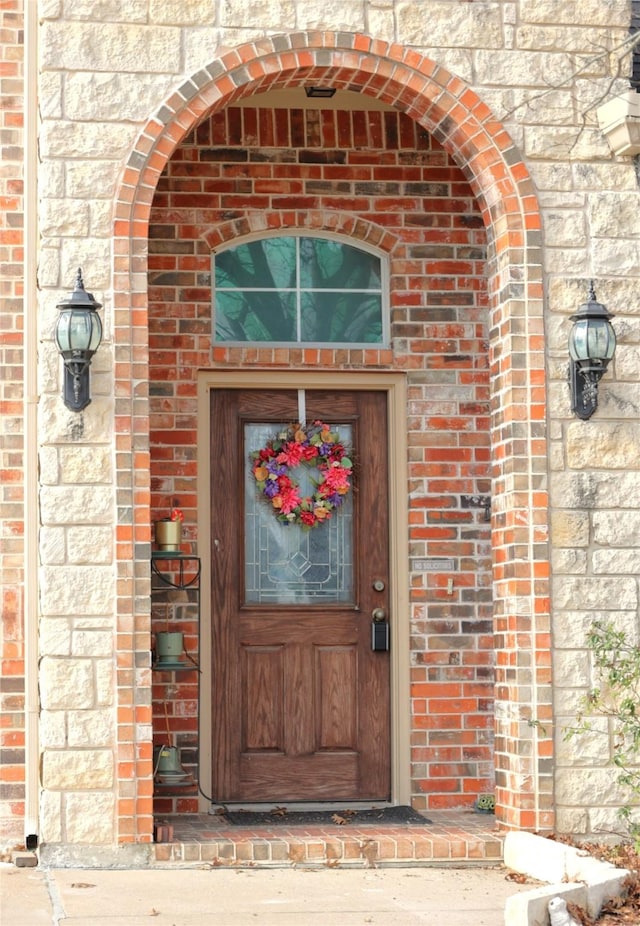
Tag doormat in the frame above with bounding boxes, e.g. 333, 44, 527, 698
221, 806, 431, 826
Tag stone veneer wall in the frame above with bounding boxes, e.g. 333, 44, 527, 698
0, 1, 637, 857
148, 106, 492, 815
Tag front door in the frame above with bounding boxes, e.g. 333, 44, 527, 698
211, 389, 390, 802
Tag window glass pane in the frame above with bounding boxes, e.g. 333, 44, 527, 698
215, 290, 296, 341
300, 292, 383, 343
215, 238, 296, 290
299, 237, 381, 290
244, 422, 354, 605
214, 235, 384, 345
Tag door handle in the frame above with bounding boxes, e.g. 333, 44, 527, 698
371, 609, 389, 651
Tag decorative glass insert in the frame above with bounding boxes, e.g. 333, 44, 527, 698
214, 236, 385, 345
244, 423, 354, 605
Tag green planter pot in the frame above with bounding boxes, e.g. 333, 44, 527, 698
154, 745, 189, 783
155, 631, 185, 669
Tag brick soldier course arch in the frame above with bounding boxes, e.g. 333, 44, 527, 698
112, 32, 550, 844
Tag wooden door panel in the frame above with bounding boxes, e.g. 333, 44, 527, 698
211, 388, 390, 802
241, 646, 284, 751
316, 646, 358, 749
239, 754, 359, 801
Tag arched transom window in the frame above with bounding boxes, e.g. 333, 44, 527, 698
213, 235, 387, 346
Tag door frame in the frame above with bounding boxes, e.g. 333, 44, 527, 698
196, 370, 409, 809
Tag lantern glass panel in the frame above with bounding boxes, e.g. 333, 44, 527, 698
569, 319, 589, 361
56, 310, 102, 354
569, 318, 616, 363
589, 319, 616, 360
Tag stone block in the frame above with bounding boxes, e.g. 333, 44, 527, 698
65, 792, 115, 844
42, 749, 114, 789
39, 527, 66, 566
40, 710, 67, 748
398, 1, 502, 48
593, 239, 640, 276
589, 191, 640, 238
37, 248, 62, 287
526, 124, 609, 161
555, 767, 628, 806
67, 709, 114, 747
552, 575, 637, 611
65, 160, 123, 199
616, 345, 640, 380
39, 392, 113, 444
95, 660, 115, 707
593, 548, 640, 574
59, 445, 112, 484
150, 0, 223, 24
593, 511, 640, 547
40, 198, 90, 238
553, 609, 638, 649
477, 48, 567, 86
550, 510, 589, 547
551, 649, 590, 688
519, 0, 629, 26
550, 470, 640, 510
67, 527, 113, 565
39, 70, 63, 120
72, 630, 112, 658
65, 72, 176, 123
40, 120, 136, 161
554, 718, 610, 764
542, 210, 586, 248
39, 619, 72, 657
567, 421, 640, 470
40, 657, 94, 710
550, 548, 587, 574
40, 565, 114, 617
40, 21, 181, 73
63, 0, 147, 22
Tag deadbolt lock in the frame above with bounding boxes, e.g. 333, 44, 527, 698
372, 579, 385, 592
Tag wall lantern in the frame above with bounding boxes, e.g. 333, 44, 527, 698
54, 268, 103, 412
568, 281, 616, 420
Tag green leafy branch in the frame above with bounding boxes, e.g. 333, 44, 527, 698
565, 619, 640, 846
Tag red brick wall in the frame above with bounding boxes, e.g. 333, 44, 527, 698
0, 0, 25, 845
148, 105, 492, 813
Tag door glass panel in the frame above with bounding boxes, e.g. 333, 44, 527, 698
244, 422, 354, 605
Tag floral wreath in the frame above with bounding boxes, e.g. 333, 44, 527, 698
250, 421, 353, 529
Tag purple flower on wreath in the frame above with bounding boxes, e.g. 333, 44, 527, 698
263, 481, 280, 498
266, 460, 286, 476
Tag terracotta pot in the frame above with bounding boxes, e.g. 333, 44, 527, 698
155, 518, 182, 551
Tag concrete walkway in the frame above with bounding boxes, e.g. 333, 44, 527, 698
3, 863, 531, 925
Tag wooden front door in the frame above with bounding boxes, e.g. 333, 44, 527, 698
211, 389, 391, 802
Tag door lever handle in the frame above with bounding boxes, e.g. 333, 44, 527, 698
371, 607, 386, 622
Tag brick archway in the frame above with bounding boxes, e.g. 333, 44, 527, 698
113, 32, 550, 844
